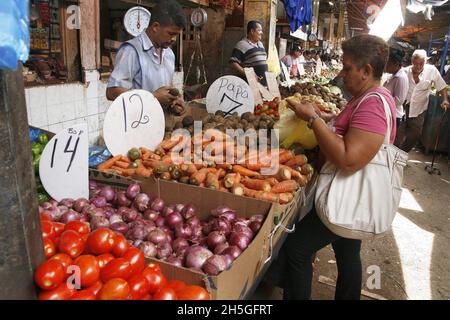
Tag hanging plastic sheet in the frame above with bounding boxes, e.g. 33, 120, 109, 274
0, 0, 30, 70
283, 0, 313, 33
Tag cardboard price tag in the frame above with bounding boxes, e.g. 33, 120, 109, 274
206, 76, 255, 116
103, 90, 165, 156
39, 124, 89, 202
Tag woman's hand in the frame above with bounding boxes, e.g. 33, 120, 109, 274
286, 98, 317, 122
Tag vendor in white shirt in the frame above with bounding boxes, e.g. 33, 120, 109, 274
400, 49, 449, 153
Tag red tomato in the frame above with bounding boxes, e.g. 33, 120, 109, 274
140, 294, 152, 300
111, 234, 129, 258
97, 253, 115, 269
176, 286, 209, 300
128, 274, 150, 300
97, 278, 130, 300
70, 290, 97, 300
58, 230, 85, 258
145, 262, 162, 274
74, 255, 100, 288
40, 211, 52, 221
64, 221, 90, 236
52, 236, 61, 248
141, 268, 167, 295
100, 258, 132, 282
85, 280, 103, 296
87, 228, 115, 255
41, 220, 55, 240
52, 222, 65, 237
38, 282, 76, 300
34, 260, 65, 291
153, 287, 177, 300
167, 280, 187, 291
43, 237, 56, 259
49, 253, 73, 275
122, 247, 144, 276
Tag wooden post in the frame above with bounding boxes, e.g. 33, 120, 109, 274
0, 67, 44, 299
79, 0, 101, 71
244, 0, 277, 51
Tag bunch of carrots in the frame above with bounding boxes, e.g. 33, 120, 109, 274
97, 135, 314, 205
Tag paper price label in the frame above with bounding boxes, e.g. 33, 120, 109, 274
103, 90, 165, 156
39, 124, 89, 202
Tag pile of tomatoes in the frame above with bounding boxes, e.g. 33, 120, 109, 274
254, 98, 280, 119
36, 216, 209, 300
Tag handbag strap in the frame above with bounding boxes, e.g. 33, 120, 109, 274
350, 92, 393, 145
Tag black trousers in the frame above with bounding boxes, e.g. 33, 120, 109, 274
283, 208, 362, 300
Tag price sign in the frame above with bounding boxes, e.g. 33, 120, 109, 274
206, 76, 254, 116
39, 124, 89, 202
103, 90, 165, 156
265, 72, 281, 98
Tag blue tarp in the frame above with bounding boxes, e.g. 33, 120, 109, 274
283, 0, 313, 33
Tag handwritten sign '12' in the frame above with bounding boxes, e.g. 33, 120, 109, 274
206, 76, 255, 117
39, 124, 89, 202
103, 90, 165, 156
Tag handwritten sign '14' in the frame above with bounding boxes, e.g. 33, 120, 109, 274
39, 124, 89, 202
103, 90, 165, 156
206, 76, 255, 116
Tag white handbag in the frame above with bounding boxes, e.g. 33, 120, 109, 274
315, 92, 408, 240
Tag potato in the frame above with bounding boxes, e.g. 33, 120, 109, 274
182, 116, 194, 127
174, 121, 184, 130
215, 110, 225, 117
240, 119, 248, 126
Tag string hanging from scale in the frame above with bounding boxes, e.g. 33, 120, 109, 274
184, 26, 208, 87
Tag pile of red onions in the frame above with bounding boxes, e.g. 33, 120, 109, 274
39, 182, 266, 276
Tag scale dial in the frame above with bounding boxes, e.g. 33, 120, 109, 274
191, 8, 208, 27
124, 6, 151, 37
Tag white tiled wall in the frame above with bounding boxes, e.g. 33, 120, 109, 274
25, 71, 112, 146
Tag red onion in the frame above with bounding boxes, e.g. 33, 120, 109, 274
250, 214, 265, 223
127, 226, 146, 241
202, 221, 214, 236
115, 192, 131, 207
126, 183, 141, 200
223, 254, 234, 270
143, 210, 159, 222
46, 207, 62, 221
235, 216, 249, 225
176, 246, 189, 260
249, 220, 262, 233
155, 216, 166, 228
142, 221, 156, 237
49, 199, 59, 207
134, 193, 150, 212
82, 204, 96, 217
138, 241, 157, 258
211, 206, 236, 217
186, 216, 201, 229
175, 204, 185, 213
229, 232, 251, 251
91, 196, 107, 208
212, 217, 232, 236
219, 212, 236, 223
41, 202, 54, 210
133, 239, 143, 248
223, 246, 242, 261
99, 186, 115, 202
165, 230, 174, 243
181, 204, 197, 220
89, 180, 98, 191
213, 242, 229, 255
165, 255, 183, 267
150, 198, 165, 212
79, 214, 89, 223
203, 255, 227, 276
232, 224, 254, 240
172, 238, 189, 252
191, 225, 203, 241
175, 223, 193, 239
110, 222, 129, 235
57, 205, 69, 216
109, 214, 123, 225
123, 208, 139, 223
128, 220, 145, 229
147, 228, 168, 245
207, 231, 226, 250
116, 206, 129, 217
156, 242, 173, 259
161, 206, 175, 218
102, 206, 115, 219
90, 216, 110, 230
73, 198, 89, 213
166, 212, 183, 229
90, 207, 106, 219
59, 198, 74, 209
60, 210, 80, 224
186, 246, 213, 270
198, 238, 209, 249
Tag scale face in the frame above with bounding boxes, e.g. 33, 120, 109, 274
191, 8, 208, 27
124, 6, 151, 37
308, 33, 318, 42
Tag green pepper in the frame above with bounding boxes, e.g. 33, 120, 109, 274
33, 155, 41, 172
262, 104, 270, 112
128, 148, 141, 161
128, 162, 138, 169
37, 193, 49, 205
38, 134, 49, 145
31, 142, 42, 158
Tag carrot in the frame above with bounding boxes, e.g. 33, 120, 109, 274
297, 174, 308, 187
120, 168, 137, 177
190, 168, 209, 186
233, 165, 260, 178
244, 188, 279, 202
231, 183, 245, 196
120, 156, 132, 163
271, 180, 299, 194
143, 159, 162, 169
216, 163, 233, 171
135, 159, 144, 168
278, 150, 295, 164
180, 164, 198, 176
280, 165, 302, 181
160, 137, 183, 151
109, 166, 125, 175
195, 164, 205, 170
223, 173, 240, 188
154, 146, 166, 156
114, 161, 131, 169
241, 178, 272, 192
97, 155, 122, 171
136, 167, 152, 178
274, 166, 292, 181
285, 154, 308, 167
161, 155, 173, 166
279, 193, 294, 205
206, 172, 220, 190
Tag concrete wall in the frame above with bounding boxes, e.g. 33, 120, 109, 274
25, 70, 111, 146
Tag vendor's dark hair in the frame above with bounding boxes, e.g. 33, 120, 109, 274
150, 0, 187, 28
247, 21, 262, 34
342, 34, 388, 79
388, 48, 405, 66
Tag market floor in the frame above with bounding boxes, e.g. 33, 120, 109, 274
251, 150, 450, 300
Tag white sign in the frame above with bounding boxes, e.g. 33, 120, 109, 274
206, 76, 254, 116
39, 124, 89, 202
103, 90, 165, 156
266, 72, 281, 98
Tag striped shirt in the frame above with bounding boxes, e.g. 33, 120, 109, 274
229, 38, 268, 82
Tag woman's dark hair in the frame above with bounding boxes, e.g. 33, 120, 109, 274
247, 21, 262, 34
150, 0, 187, 28
341, 34, 389, 79
388, 48, 405, 66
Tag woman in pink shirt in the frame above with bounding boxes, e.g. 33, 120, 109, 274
281, 35, 396, 300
